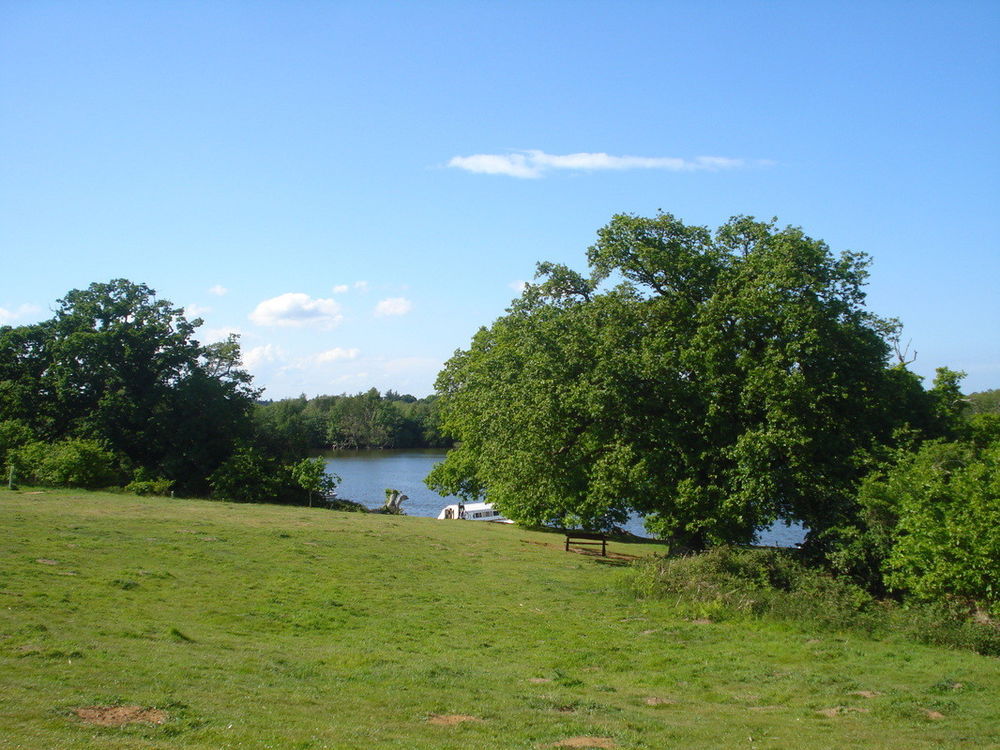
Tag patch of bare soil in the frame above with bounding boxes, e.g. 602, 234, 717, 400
849, 690, 882, 698
548, 737, 617, 748
74, 706, 168, 727
36, 559, 59, 565
644, 696, 676, 706
690, 618, 712, 625
528, 677, 552, 684
427, 714, 483, 726
923, 709, 945, 720
816, 706, 870, 718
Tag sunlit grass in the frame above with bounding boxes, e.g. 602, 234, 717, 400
1, 487, 997, 748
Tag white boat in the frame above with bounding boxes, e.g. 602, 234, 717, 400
437, 501, 512, 523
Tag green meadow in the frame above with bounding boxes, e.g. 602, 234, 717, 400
2, 489, 997, 749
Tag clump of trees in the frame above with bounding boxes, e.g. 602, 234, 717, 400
253, 389, 448, 457
0, 279, 333, 506
427, 212, 997, 617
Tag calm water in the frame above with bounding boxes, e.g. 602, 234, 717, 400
322, 448, 806, 547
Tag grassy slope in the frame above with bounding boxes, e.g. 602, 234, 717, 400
1, 489, 997, 749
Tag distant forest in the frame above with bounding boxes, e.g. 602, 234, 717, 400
254, 389, 450, 460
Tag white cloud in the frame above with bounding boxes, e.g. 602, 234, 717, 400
0, 303, 42, 324
243, 343, 286, 370
199, 326, 242, 343
332, 284, 350, 294
354, 280, 369, 292
249, 293, 344, 328
315, 347, 360, 363
184, 303, 212, 318
208, 284, 228, 296
448, 149, 760, 178
509, 280, 528, 293
374, 297, 413, 317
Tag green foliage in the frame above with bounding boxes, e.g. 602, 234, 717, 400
323, 497, 368, 512
0, 418, 33, 469
0, 280, 258, 494
254, 391, 449, 453
289, 457, 339, 506
11, 438, 123, 489
627, 546, 877, 631
829, 426, 1000, 616
627, 546, 1000, 654
124, 469, 175, 496
966, 387, 1000, 415
208, 445, 284, 503
429, 212, 947, 548
882, 441, 1000, 615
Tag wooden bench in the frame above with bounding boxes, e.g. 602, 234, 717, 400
564, 531, 607, 556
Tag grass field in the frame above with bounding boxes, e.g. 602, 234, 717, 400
2, 488, 997, 749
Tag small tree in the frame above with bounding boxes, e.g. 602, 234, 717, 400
290, 457, 339, 507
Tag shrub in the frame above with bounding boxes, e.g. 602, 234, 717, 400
625, 545, 1000, 655
626, 546, 877, 631
125, 477, 175, 496
884, 441, 1000, 617
208, 446, 283, 503
11, 439, 123, 489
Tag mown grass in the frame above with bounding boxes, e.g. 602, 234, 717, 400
1, 487, 998, 749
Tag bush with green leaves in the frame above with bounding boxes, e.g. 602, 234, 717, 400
626, 546, 877, 631
208, 445, 284, 503
11, 438, 123, 489
626, 545, 1000, 654
875, 439, 1000, 616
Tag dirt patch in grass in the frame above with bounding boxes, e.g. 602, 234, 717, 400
923, 709, 945, 720
36, 559, 59, 565
427, 714, 482, 726
74, 705, 168, 727
644, 696, 676, 706
849, 690, 882, 698
528, 677, 552, 684
816, 706, 870, 718
548, 737, 617, 748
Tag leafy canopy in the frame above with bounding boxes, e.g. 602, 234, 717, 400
428, 212, 946, 546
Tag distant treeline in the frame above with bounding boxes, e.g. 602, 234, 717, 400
254, 389, 450, 460
967, 388, 1000, 415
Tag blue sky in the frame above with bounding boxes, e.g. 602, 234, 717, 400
3, 1, 998, 398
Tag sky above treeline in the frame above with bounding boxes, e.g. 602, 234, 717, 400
3, 1, 998, 398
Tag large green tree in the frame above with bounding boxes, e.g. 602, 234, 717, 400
427, 213, 949, 548
0, 279, 258, 492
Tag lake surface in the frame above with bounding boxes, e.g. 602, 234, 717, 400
322, 449, 805, 547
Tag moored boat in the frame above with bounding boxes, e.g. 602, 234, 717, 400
437, 501, 512, 522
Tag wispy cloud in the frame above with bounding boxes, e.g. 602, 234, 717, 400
199, 326, 242, 343
374, 297, 412, 317
208, 284, 228, 296
184, 303, 212, 318
448, 149, 764, 178
332, 284, 350, 294
249, 293, 343, 328
509, 280, 528, 293
0, 303, 42, 324
315, 347, 360, 363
